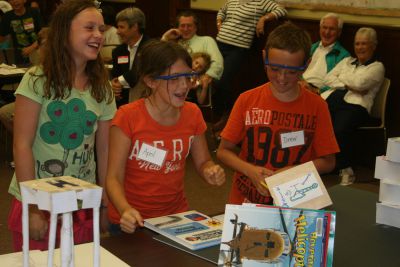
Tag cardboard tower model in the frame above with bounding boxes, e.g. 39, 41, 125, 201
20, 176, 102, 267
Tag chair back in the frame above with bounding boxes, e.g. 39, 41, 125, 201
370, 78, 390, 128
100, 45, 117, 63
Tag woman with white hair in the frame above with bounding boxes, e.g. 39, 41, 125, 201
321, 27, 385, 186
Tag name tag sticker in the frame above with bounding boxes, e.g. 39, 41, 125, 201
137, 143, 167, 167
280, 130, 305, 148
117, 56, 129, 64
24, 22, 34, 31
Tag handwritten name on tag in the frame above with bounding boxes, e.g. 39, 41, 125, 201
117, 56, 129, 64
137, 143, 167, 167
280, 130, 305, 148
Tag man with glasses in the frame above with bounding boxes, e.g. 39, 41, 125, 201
303, 13, 350, 93
216, 23, 339, 205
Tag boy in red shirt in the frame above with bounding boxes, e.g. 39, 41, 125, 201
217, 23, 339, 205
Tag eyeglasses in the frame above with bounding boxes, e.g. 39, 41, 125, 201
265, 58, 307, 76
155, 72, 199, 87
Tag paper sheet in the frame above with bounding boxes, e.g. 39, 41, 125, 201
0, 63, 26, 75
0, 243, 130, 267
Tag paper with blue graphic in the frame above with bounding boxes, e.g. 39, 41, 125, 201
266, 161, 332, 210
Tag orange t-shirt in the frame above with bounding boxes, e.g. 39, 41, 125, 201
221, 82, 339, 205
108, 99, 207, 222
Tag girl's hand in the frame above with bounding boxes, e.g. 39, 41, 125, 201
247, 166, 274, 196
203, 164, 226, 186
29, 206, 48, 241
119, 207, 143, 233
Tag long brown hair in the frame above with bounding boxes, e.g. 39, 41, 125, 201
38, 0, 113, 103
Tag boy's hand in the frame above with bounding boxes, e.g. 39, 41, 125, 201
248, 166, 274, 196
203, 164, 226, 186
29, 206, 48, 241
22, 43, 37, 57
120, 207, 143, 234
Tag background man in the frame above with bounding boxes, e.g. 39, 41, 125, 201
111, 7, 149, 106
162, 10, 223, 93
0, 0, 43, 65
303, 13, 350, 92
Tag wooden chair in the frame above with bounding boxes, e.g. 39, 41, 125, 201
352, 78, 390, 167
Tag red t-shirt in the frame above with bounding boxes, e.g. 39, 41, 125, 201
221, 83, 339, 205
108, 99, 207, 222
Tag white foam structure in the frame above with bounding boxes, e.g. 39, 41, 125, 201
375, 137, 400, 228
20, 176, 102, 267
386, 137, 400, 163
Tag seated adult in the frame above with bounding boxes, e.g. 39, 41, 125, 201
321, 27, 385, 186
161, 10, 223, 92
303, 13, 350, 92
111, 7, 150, 107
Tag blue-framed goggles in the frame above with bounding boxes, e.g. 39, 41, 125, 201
265, 58, 307, 71
155, 72, 199, 81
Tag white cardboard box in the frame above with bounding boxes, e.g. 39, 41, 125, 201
376, 202, 400, 228
379, 179, 400, 205
374, 156, 400, 182
386, 137, 400, 163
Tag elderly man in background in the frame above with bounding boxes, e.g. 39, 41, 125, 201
321, 27, 385, 186
303, 13, 350, 92
111, 7, 150, 106
162, 10, 223, 92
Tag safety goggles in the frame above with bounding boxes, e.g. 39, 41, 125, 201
265, 58, 307, 74
155, 72, 199, 86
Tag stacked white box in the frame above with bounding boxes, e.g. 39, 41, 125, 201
375, 137, 400, 228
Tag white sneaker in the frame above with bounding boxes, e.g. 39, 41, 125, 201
339, 167, 355, 186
